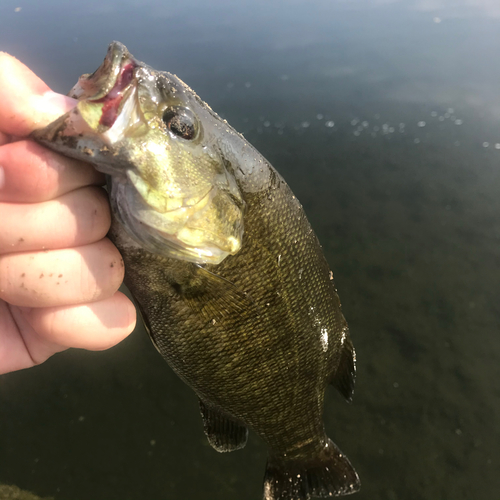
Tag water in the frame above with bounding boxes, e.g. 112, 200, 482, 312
1, 1, 500, 499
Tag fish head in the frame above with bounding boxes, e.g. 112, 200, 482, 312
33, 41, 245, 264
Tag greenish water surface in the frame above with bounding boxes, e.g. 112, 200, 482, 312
1, 1, 499, 499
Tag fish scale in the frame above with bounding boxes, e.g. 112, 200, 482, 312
32, 41, 360, 499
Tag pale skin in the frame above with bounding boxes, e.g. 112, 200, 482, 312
0, 52, 137, 375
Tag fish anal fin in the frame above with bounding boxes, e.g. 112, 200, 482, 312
199, 400, 248, 452
264, 439, 360, 499
330, 334, 356, 403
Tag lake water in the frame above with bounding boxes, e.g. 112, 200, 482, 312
1, 1, 499, 499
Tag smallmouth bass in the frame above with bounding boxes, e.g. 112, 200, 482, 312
33, 41, 360, 500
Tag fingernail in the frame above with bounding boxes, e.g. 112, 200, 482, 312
39, 91, 77, 113
0, 166, 5, 189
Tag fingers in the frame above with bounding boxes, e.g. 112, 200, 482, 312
0, 52, 76, 136
22, 291, 137, 350
0, 239, 124, 308
0, 186, 110, 253
0, 292, 136, 373
0, 140, 105, 203
0, 300, 65, 374
0, 52, 138, 375
0, 54, 105, 204
0, 131, 11, 146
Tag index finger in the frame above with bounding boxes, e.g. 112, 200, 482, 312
0, 139, 104, 203
0, 52, 76, 136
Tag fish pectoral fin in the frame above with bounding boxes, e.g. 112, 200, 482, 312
330, 335, 356, 403
185, 265, 255, 321
199, 399, 248, 452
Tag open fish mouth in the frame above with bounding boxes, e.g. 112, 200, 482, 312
69, 41, 133, 104
68, 42, 141, 138
91, 61, 137, 128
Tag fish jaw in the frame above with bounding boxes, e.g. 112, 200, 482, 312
30, 42, 145, 175
67, 41, 147, 149
68, 40, 137, 116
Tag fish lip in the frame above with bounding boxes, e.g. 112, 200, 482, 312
69, 41, 128, 101
69, 41, 141, 131
90, 44, 139, 129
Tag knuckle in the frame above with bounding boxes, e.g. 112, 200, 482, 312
85, 239, 124, 301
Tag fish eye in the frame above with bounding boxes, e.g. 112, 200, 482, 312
162, 107, 198, 140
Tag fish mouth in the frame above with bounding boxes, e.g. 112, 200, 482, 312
91, 61, 136, 128
69, 41, 141, 135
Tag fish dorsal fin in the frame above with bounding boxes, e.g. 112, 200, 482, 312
330, 334, 356, 403
183, 265, 255, 322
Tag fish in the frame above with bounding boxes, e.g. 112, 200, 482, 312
32, 41, 360, 499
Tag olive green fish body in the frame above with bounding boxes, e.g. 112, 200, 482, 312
33, 41, 360, 499
116, 174, 341, 449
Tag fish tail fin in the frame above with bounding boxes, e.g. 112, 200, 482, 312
263, 439, 360, 499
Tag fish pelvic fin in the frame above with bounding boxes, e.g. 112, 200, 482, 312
263, 439, 360, 500
199, 400, 248, 452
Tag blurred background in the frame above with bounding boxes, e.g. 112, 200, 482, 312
1, 1, 499, 499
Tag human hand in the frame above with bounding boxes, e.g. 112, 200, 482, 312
0, 52, 136, 374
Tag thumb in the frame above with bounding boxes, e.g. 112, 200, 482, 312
0, 52, 76, 137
